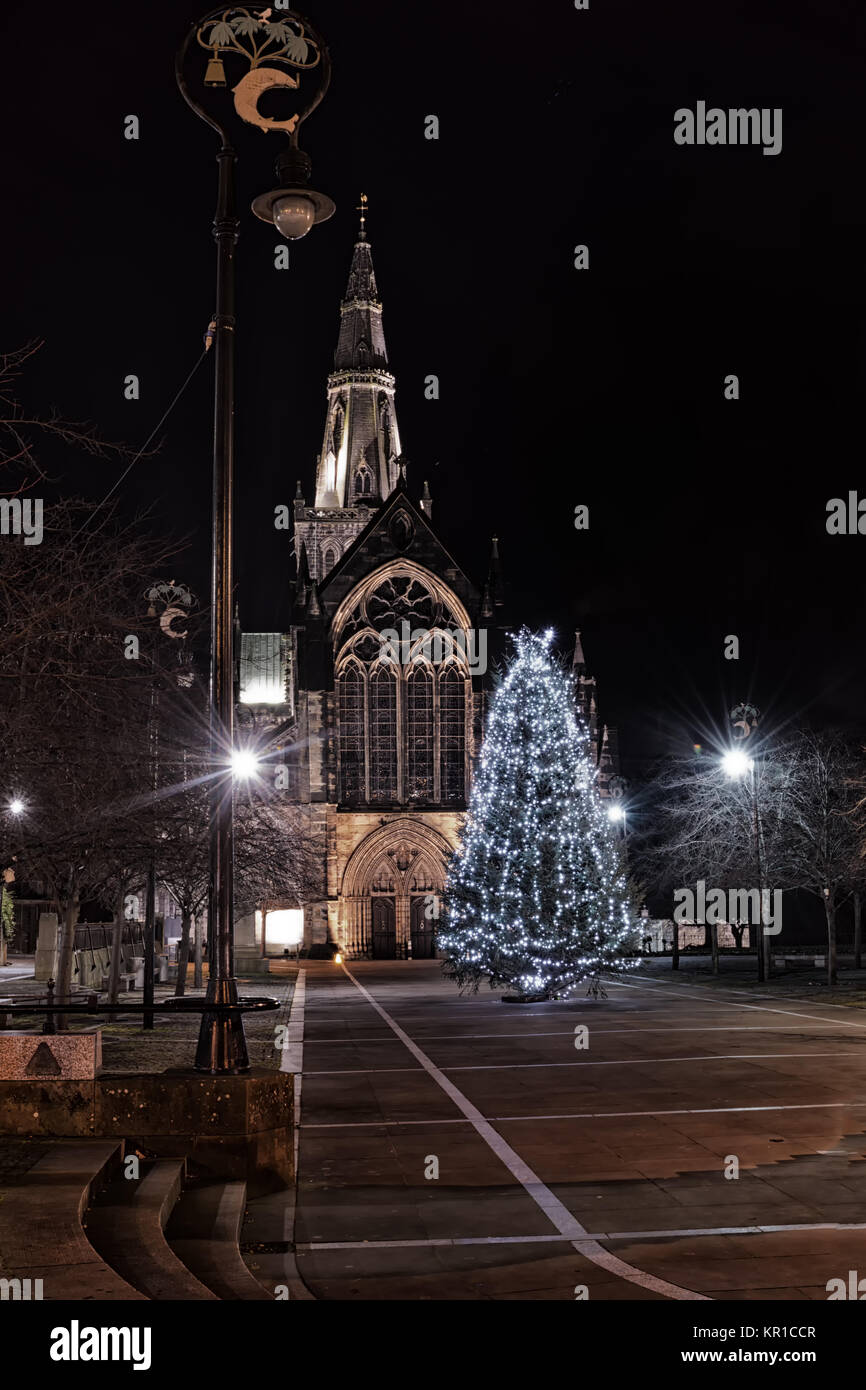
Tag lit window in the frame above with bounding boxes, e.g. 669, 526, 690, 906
338, 663, 365, 804
440, 663, 466, 802
369, 664, 398, 800
407, 664, 433, 798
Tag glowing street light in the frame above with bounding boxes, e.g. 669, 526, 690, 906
231, 749, 259, 780
722, 724, 769, 983
722, 749, 753, 779
608, 804, 625, 823
8, 799, 25, 816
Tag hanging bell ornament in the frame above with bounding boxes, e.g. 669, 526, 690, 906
204, 52, 226, 87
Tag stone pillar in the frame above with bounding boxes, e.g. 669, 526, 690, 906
396, 895, 411, 958
234, 911, 268, 977
346, 897, 365, 957
34, 912, 59, 981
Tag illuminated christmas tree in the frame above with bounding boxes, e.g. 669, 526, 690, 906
440, 629, 635, 1000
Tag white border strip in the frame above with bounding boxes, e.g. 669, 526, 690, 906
277, 969, 315, 1300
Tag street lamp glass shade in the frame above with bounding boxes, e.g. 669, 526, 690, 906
722, 749, 753, 778
231, 750, 259, 779
608, 804, 625, 822
272, 194, 316, 240
8, 799, 24, 815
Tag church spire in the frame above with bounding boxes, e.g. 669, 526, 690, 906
571, 628, 599, 763
313, 204, 402, 510
486, 536, 505, 612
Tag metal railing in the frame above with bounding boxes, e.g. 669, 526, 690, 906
0, 978, 280, 1035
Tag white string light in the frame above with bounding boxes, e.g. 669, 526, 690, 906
440, 629, 636, 999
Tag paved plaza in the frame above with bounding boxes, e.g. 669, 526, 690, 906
293, 961, 866, 1301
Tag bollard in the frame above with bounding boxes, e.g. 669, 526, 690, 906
43, 978, 56, 1035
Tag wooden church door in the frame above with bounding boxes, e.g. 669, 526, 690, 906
371, 897, 397, 959
410, 895, 436, 958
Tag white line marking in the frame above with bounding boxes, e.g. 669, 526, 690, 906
302, 1099, 866, 1128
608, 976, 866, 1030
302, 1050, 859, 1076
303, 1024, 850, 1043
627, 972, 866, 1018
335, 964, 707, 1301
298, 1219, 866, 1252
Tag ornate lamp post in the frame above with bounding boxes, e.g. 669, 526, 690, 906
176, 6, 333, 1072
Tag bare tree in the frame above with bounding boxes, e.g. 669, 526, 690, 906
156, 768, 210, 997
0, 497, 181, 1024
633, 744, 793, 980
785, 730, 865, 986
0, 341, 141, 495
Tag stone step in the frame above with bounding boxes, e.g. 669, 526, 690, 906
84, 1160, 218, 1301
0, 1139, 146, 1300
165, 1180, 274, 1300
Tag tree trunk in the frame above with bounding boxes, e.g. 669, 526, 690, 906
672, 920, 679, 971
824, 892, 837, 986
55, 891, 79, 1031
854, 890, 862, 972
175, 909, 191, 997
762, 922, 772, 981
193, 914, 203, 990
107, 887, 125, 1015
710, 920, 720, 975
754, 920, 766, 983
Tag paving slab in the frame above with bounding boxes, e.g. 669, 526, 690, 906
292, 961, 866, 1301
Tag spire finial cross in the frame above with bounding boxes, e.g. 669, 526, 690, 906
357, 192, 368, 240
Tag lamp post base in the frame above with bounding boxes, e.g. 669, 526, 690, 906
194, 975, 250, 1074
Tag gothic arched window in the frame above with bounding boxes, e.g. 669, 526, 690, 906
334, 570, 471, 808
338, 663, 366, 804
322, 545, 338, 575
406, 664, 434, 799
439, 663, 466, 802
354, 464, 373, 498
332, 401, 345, 455
369, 664, 398, 801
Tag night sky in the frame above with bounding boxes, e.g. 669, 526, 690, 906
5, 0, 866, 784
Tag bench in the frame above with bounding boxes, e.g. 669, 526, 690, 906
773, 955, 822, 971
100, 972, 137, 993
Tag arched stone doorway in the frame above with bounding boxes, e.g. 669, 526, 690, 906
340, 820, 453, 959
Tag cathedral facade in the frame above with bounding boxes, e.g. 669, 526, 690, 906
235, 217, 618, 963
